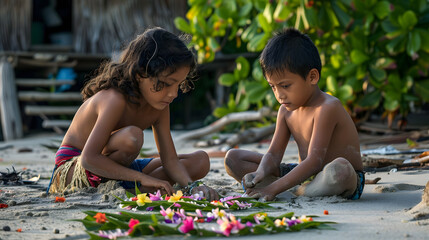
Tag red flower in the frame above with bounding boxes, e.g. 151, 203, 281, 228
16, 228, 22, 232
324, 210, 329, 215
94, 212, 107, 223
54, 197, 66, 202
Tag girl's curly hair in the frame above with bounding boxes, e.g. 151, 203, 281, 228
81, 27, 197, 105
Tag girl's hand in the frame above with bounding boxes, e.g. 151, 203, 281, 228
191, 185, 219, 201
139, 176, 174, 196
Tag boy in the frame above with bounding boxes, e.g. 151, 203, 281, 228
224, 28, 364, 201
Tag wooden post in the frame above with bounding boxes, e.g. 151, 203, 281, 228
0, 58, 23, 140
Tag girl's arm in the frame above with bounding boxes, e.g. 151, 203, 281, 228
152, 105, 192, 187
80, 91, 173, 193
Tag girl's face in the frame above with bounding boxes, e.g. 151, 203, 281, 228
139, 66, 190, 110
267, 69, 318, 111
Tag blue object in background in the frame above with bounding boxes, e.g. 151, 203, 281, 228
56, 67, 76, 92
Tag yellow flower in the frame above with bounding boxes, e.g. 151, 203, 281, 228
168, 190, 183, 202
136, 193, 152, 206
274, 217, 287, 227
299, 215, 313, 223
255, 213, 267, 221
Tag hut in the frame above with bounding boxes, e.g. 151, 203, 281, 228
0, 0, 187, 141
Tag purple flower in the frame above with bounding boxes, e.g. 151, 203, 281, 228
149, 190, 162, 201
146, 207, 154, 211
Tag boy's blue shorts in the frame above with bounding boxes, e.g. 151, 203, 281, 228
119, 158, 153, 189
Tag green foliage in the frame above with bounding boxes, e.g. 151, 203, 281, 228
175, 0, 429, 126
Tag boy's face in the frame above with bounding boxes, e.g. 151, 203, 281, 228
139, 66, 190, 110
266, 69, 318, 111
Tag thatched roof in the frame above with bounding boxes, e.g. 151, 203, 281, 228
0, 0, 187, 54
0, 0, 32, 51
73, 0, 188, 54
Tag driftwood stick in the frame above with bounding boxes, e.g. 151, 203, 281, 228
175, 107, 274, 142
226, 124, 276, 147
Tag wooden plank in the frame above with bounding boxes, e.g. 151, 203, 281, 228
18, 91, 82, 101
42, 119, 71, 128
15, 78, 75, 87
0, 59, 23, 140
25, 105, 79, 115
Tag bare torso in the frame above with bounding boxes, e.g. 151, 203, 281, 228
62, 89, 162, 150
283, 92, 363, 171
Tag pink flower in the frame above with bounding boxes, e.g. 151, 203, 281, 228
179, 216, 194, 233
217, 215, 245, 236
149, 190, 162, 201
127, 218, 140, 234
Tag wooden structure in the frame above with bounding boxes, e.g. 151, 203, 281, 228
0, 0, 187, 141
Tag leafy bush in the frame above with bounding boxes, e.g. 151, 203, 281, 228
175, 0, 429, 128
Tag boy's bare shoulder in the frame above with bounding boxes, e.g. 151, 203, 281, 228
317, 93, 344, 112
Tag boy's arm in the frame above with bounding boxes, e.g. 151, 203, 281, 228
244, 106, 290, 187
152, 106, 192, 187
258, 102, 340, 198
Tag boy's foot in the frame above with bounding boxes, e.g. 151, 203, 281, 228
280, 163, 298, 177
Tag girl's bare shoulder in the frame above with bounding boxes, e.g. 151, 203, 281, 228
90, 89, 127, 106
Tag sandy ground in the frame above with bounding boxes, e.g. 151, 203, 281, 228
0, 130, 428, 240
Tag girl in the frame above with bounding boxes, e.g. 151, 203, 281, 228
48, 27, 218, 200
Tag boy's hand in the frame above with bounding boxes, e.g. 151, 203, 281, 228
245, 186, 276, 201
242, 172, 264, 188
191, 185, 219, 201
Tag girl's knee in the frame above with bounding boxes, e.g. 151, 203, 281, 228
119, 126, 144, 153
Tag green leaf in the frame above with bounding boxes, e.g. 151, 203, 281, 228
247, 33, 267, 52
415, 79, 429, 101
257, 13, 272, 32
398, 10, 418, 30
218, 73, 237, 86
242, 21, 258, 41
273, 2, 291, 22
373, 1, 390, 19
417, 29, 429, 52
350, 49, 369, 65
235, 56, 250, 79
326, 76, 338, 94
407, 30, 421, 56
369, 66, 386, 82
358, 90, 381, 108
383, 98, 399, 111
337, 85, 354, 103
338, 63, 357, 77
207, 37, 220, 51
213, 106, 233, 118
174, 17, 191, 33
331, 1, 351, 27
238, 2, 253, 17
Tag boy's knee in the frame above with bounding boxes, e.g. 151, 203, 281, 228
191, 150, 210, 179
224, 149, 239, 169
325, 158, 354, 184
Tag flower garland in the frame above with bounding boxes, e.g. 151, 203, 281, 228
75, 189, 336, 238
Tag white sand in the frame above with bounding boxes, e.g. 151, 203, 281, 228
0, 130, 428, 240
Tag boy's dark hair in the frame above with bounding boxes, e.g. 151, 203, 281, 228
82, 27, 197, 105
259, 28, 321, 80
